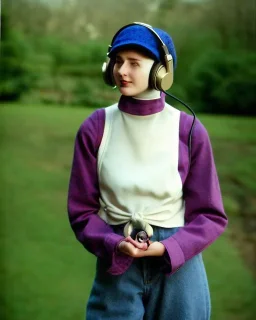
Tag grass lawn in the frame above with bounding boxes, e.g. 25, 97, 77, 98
0, 104, 255, 320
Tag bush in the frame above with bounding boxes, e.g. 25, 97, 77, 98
186, 49, 256, 115
37, 37, 107, 70
0, 11, 36, 101
73, 78, 118, 108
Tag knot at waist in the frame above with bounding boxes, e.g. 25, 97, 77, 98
131, 211, 145, 225
124, 211, 154, 238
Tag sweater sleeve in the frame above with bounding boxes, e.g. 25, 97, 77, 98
161, 117, 228, 274
67, 109, 133, 275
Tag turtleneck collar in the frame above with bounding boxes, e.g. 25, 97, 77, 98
118, 93, 166, 116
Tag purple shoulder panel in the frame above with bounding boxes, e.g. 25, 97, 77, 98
178, 111, 194, 184
67, 108, 133, 275
162, 115, 228, 274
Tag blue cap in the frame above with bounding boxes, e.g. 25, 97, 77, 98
108, 24, 177, 69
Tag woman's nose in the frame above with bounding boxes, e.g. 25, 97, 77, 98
118, 62, 128, 76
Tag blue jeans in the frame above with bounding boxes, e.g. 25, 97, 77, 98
86, 227, 211, 320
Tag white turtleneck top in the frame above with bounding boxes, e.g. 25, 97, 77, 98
97, 101, 185, 236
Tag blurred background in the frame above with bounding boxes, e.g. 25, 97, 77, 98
0, 0, 255, 319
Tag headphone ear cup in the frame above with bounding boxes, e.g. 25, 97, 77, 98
149, 61, 173, 91
157, 64, 173, 91
149, 62, 162, 90
102, 58, 116, 86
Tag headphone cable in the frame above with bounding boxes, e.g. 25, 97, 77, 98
163, 90, 196, 168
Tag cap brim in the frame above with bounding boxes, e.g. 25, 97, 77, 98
109, 43, 158, 61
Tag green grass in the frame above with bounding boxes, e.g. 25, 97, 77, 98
0, 104, 255, 320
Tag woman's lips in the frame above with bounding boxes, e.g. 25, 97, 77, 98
120, 80, 131, 86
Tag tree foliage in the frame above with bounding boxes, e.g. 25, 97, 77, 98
186, 49, 256, 114
2, 0, 256, 114
0, 9, 35, 101
201, 0, 255, 51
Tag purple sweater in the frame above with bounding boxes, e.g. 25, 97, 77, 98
67, 94, 228, 275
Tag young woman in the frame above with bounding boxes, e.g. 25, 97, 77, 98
67, 22, 228, 320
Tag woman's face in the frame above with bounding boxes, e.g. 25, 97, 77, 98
113, 50, 155, 98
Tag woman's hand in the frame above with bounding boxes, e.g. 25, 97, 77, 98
118, 236, 165, 258
142, 241, 165, 257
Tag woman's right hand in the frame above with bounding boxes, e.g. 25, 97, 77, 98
118, 236, 149, 257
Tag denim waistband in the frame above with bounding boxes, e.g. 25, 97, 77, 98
111, 224, 180, 242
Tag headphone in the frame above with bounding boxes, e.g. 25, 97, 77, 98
102, 22, 174, 91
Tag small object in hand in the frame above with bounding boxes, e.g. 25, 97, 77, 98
135, 230, 150, 247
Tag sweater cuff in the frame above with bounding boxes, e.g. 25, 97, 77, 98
161, 236, 185, 275
104, 233, 133, 275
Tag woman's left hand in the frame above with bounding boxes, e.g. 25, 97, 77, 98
138, 241, 165, 257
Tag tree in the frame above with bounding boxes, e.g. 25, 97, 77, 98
201, 0, 255, 51
0, 9, 35, 101
186, 49, 256, 115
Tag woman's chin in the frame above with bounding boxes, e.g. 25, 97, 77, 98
118, 87, 137, 96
